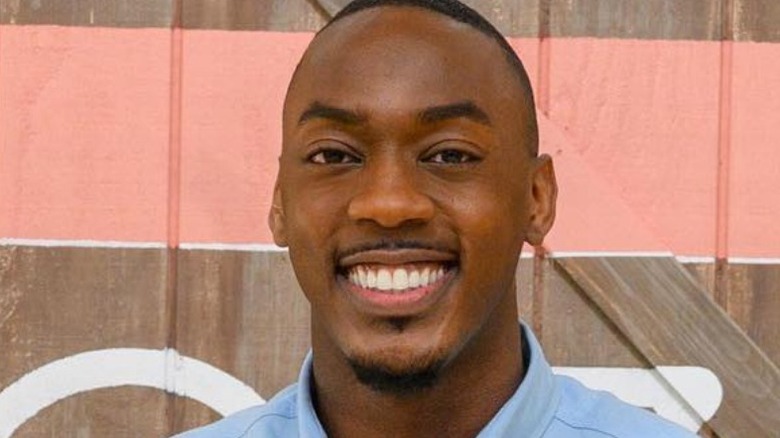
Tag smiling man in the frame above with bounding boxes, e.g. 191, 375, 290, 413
177, 0, 696, 437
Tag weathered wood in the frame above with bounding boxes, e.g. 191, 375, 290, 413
542, 258, 647, 367
0, 0, 172, 27
12, 387, 170, 438
515, 257, 535, 324
171, 249, 311, 434
0, 245, 169, 436
1, 0, 778, 43
182, 0, 327, 32
181, 0, 539, 36
734, 0, 780, 42
724, 263, 780, 366
682, 262, 717, 299
555, 256, 780, 438
549, 0, 722, 40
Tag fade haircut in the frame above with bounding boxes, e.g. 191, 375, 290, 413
322, 0, 539, 155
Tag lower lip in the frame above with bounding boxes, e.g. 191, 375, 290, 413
340, 269, 456, 313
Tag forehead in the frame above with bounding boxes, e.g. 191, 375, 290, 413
284, 7, 522, 120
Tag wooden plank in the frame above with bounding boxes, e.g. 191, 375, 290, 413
181, 0, 327, 32
734, 0, 780, 42
682, 262, 717, 299
725, 263, 780, 366
0, 245, 169, 436
549, 0, 722, 40
0, 0, 172, 27
12, 387, 170, 438
172, 249, 310, 434
542, 258, 647, 367
181, 0, 539, 36
514, 257, 535, 324
556, 256, 780, 438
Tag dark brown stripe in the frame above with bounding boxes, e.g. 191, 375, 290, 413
0, 0, 173, 28
548, 0, 723, 41
735, 0, 780, 42
2, 0, 779, 41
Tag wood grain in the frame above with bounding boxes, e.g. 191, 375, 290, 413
734, 0, 780, 42
549, 0, 722, 40
543, 258, 647, 367
0, 0, 172, 27
556, 256, 780, 438
0, 245, 169, 436
724, 263, 780, 366
171, 249, 310, 434
1, 0, 778, 43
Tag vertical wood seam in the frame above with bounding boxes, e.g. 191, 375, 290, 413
537, 0, 551, 116
165, 0, 183, 434
715, 0, 734, 308
532, 0, 552, 343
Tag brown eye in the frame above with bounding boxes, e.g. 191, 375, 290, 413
426, 149, 477, 164
309, 149, 361, 165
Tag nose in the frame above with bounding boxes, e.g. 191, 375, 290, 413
347, 158, 435, 228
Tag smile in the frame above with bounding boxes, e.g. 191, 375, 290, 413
346, 264, 449, 292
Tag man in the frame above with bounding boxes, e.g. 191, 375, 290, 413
179, 0, 696, 436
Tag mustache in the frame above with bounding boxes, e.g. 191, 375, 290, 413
336, 239, 453, 260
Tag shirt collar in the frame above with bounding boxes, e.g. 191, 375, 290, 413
296, 322, 560, 437
476, 323, 561, 437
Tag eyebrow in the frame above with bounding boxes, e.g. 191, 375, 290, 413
297, 100, 492, 127
298, 102, 368, 126
418, 101, 492, 126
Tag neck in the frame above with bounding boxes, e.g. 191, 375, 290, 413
312, 296, 524, 438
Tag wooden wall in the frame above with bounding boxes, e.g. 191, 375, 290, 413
1, 1, 779, 437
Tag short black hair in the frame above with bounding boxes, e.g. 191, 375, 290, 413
324, 0, 538, 154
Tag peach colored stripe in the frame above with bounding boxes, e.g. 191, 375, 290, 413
1, 28, 779, 257
168, 28, 183, 249
716, 41, 733, 260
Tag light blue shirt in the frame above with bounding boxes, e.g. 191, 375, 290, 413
176, 325, 696, 437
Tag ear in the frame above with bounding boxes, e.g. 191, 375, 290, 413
525, 154, 557, 246
268, 182, 289, 247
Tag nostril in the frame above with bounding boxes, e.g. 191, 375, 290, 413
347, 187, 435, 228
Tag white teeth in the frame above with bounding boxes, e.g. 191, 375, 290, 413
392, 269, 409, 290
420, 268, 430, 286
367, 269, 377, 288
358, 267, 368, 288
408, 270, 420, 288
376, 269, 393, 290
347, 265, 449, 291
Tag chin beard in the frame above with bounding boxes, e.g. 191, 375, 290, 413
348, 353, 446, 395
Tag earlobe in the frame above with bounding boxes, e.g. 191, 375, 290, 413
525, 155, 558, 246
268, 183, 289, 247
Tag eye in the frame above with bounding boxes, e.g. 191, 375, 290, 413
424, 148, 479, 165
308, 148, 361, 165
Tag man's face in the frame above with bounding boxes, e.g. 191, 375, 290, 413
272, 7, 555, 386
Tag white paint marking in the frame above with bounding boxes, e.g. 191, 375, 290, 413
2, 240, 778, 264
728, 257, 780, 265
178, 243, 287, 252
0, 238, 165, 249
549, 251, 674, 258
675, 255, 717, 264
0, 349, 264, 438
554, 366, 722, 432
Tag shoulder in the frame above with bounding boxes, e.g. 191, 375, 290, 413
172, 384, 300, 438
546, 376, 698, 438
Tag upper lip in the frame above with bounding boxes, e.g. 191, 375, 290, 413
338, 248, 458, 269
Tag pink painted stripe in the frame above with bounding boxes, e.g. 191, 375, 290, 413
168, 28, 183, 249
1, 27, 778, 257
716, 41, 733, 260
0, 26, 171, 242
